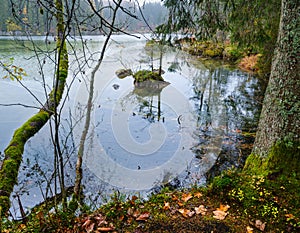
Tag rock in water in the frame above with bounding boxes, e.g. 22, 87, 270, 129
115, 69, 132, 79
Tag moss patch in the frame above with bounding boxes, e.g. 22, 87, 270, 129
244, 140, 300, 178
2, 170, 300, 232
133, 70, 164, 83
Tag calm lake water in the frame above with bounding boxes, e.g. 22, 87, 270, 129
0, 35, 265, 218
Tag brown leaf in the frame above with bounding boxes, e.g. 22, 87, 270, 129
132, 210, 140, 218
194, 192, 203, 198
136, 212, 150, 221
94, 214, 107, 226
177, 201, 184, 207
131, 195, 138, 201
172, 195, 178, 201
181, 193, 193, 202
130, 195, 138, 204
82, 219, 92, 228
178, 209, 195, 218
119, 215, 125, 221
213, 210, 228, 220
85, 222, 95, 233
194, 205, 207, 215
127, 208, 134, 216
163, 202, 171, 210
255, 220, 266, 231
97, 227, 114, 232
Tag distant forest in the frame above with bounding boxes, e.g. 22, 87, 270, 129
0, 0, 168, 35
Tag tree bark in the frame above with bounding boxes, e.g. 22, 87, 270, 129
0, 0, 68, 217
244, 0, 300, 176
73, 0, 122, 201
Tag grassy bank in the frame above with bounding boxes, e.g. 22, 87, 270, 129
2, 169, 299, 232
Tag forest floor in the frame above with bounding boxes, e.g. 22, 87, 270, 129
2, 169, 300, 233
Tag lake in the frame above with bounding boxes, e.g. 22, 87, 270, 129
0, 35, 265, 218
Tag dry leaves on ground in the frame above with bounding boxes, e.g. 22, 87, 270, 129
213, 204, 230, 220
194, 205, 207, 215
178, 209, 195, 218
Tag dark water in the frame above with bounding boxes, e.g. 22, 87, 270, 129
0, 35, 265, 218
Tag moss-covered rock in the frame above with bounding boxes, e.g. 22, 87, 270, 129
133, 70, 165, 83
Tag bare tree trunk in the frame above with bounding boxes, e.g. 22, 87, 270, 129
0, 0, 69, 217
73, 0, 122, 201
244, 0, 300, 176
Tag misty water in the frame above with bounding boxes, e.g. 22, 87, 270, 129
0, 35, 265, 218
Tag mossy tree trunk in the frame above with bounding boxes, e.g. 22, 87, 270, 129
244, 0, 300, 176
0, 0, 68, 218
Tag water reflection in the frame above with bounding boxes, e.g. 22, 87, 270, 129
0, 36, 265, 217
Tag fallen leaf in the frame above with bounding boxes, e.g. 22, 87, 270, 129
217, 204, 230, 212
136, 212, 150, 221
213, 210, 228, 220
246, 226, 254, 233
181, 193, 193, 202
177, 201, 184, 207
285, 213, 295, 219
97, 227, 114, 232
131, 195, 138, 201
255, 220, 266, 231
172, 195, 178, 201
163, 202, 171, 210
94, 214, 107, 226
178, 209, 195, 218
195, 205, 207, 215
127, 208, 134, 216
130, 195, 138, 204
85, 221, 95, 233
17, 224, 26, 231
194, 192, 203, 198
132, 210, 140, 218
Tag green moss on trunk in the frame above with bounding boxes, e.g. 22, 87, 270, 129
0, 0, 68, 217
244, 140, 300, 178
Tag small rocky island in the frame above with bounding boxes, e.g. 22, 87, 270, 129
115, 69, 170, 90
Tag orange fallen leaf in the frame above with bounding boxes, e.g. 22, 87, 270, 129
213, 210, 228, 220
194, 192, 203, 198
178, 209, 195, 218
163, 202, 171, 210
97, 227, 114, 232
172, 195, 178, 201
136, 212, 150, 221
181, 193, 193, 202
195, 205, 207, 215
285, 213, 295, 219
217, 204, 230, 212
132, 210, 140, 218
246, 226, 254, 233
177, 201, 184, 207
